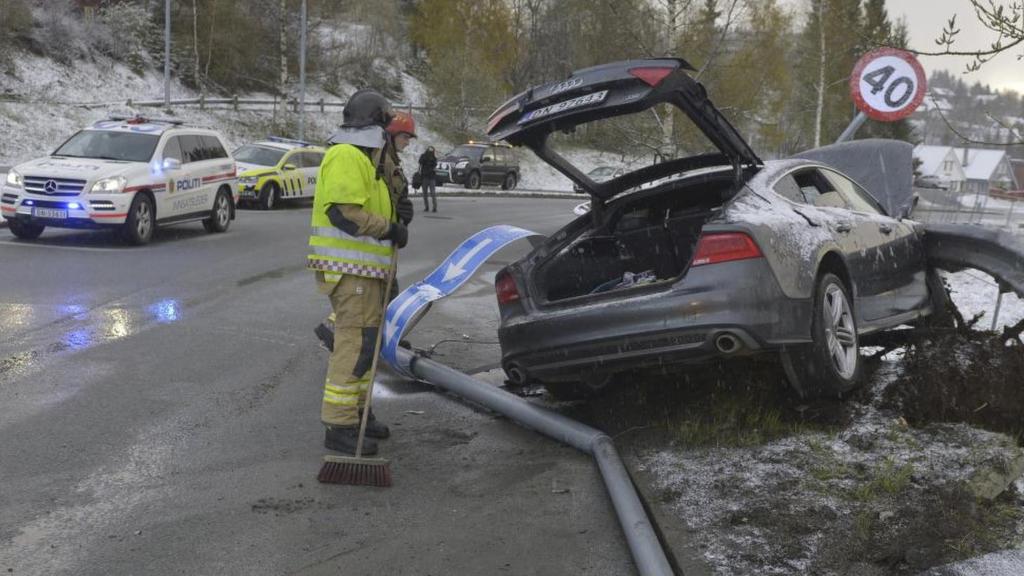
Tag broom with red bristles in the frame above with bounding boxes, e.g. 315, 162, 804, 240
318, 251, 398, 487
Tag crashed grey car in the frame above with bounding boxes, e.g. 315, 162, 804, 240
486, 58, 941, 399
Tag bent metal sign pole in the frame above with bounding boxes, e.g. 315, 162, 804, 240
836, 47, 927, 143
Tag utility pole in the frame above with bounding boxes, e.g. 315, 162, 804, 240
164, 0, 171, 108
298, 0, 307, 141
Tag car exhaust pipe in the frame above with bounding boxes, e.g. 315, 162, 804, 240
714, 333, 741, 354
505, 363, 529, 386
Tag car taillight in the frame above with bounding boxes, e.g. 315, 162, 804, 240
691, 233, 763, 266
629, 67, 674, 86
495, 271, 521, 305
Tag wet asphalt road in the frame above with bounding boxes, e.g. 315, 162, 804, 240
0, 197, 638, 575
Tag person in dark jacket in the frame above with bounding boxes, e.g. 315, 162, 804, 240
418, 147, 438, 212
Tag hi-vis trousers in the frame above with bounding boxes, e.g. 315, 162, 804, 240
317, 272, 385, 427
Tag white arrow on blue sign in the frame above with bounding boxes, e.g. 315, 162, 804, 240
381, 225, 541, 376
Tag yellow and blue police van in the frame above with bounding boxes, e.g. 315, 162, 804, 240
233, 137, 324, 210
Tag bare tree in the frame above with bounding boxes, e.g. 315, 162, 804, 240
914, 1, 1023, 72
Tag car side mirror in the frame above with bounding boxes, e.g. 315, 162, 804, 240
162, 158, 182, 171
481, 157, 492, 163
283, 164, 297, 171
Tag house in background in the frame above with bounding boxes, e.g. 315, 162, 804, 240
1011, 159, 1024, 193
913, 145, 966, 191
956, 148, 1018, 195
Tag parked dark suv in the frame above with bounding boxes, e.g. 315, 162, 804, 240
436, 142, 520, 190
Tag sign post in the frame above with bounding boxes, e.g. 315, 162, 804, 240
837, 48, 927, 143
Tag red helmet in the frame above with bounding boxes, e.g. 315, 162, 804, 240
386, 111, 417, 138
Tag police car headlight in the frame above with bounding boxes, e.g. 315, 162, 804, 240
455, 161, 469, 169
238, 176, 258, 184
5, 169, 23, 188
90, 176, 127, 194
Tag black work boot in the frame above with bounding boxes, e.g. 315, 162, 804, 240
324, 426, 378, 455
314, 322, 334, 352
361, 410, 391, 440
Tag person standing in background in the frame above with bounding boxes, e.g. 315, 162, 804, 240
418, 146, 438, 212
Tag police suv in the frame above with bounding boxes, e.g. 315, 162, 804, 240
234, 137, 324, 210
2, 117, 237, 245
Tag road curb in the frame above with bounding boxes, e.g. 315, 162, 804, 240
421, 188, 580, 200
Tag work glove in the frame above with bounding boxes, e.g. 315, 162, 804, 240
384, 222, 409, 249
396, 195, 414, 225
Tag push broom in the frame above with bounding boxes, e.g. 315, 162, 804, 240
317, 250, 399, 487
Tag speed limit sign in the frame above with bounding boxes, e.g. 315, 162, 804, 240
850, 48, 927, 122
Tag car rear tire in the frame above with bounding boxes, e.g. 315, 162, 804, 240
501, 172, 517, 191
465, 171, 481, 190
781, 273, 861, 398
203, 189, 232, 233
8, 219, 44, 240
120, 193, 155, 245
258, 182, 279, 210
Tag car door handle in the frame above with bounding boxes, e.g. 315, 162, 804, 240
879, 223, 894, 235
833, 222, 852, 234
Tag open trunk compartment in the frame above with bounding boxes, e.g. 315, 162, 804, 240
535, 176, 734, 302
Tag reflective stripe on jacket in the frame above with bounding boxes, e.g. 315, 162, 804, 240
308, 144, 395, 280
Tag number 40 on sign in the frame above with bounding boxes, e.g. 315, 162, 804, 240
849, 47, 927, 122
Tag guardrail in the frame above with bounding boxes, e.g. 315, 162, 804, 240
912, 188, 1024, 236
0, 94, 492, 113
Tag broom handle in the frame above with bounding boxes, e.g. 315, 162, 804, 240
354, 249, 399, 458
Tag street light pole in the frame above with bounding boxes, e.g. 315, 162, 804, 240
164, 0, 171, 108
298, 0, 307, 141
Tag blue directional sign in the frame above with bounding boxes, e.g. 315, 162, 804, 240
382, 225, 541, 376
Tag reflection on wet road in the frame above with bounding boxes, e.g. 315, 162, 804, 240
0, 298, 183, 379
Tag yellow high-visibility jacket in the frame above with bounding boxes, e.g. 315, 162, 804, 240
307, 144, 396, 280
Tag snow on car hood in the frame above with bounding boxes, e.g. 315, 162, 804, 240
15, 156, 134, 180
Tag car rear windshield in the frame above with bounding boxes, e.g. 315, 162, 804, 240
53, 130, 160, 163
233, 145, 287, 166
448, 146, 484, 159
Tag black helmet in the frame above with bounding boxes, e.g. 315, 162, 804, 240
342, 89, 393, 128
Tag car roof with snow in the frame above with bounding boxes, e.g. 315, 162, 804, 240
247, 137, 320, 151
485, 58, 762, 201
89, 116, 192, 135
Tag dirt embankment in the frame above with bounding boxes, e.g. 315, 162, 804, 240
557, 324, 1024, 575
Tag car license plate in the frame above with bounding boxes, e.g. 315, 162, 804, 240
519, 90, 608, 124
34, 207, 67, 219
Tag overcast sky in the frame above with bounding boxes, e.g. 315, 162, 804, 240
777, 0, 1023, 94
887, 0, 1024, 94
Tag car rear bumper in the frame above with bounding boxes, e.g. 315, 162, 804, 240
435, 169, 464, 185
498, 258, 813, 381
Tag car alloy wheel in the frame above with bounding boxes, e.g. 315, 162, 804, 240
259, 182, 278, 210
466, 171, 481, 189
501, 172, 517, 190
780, 272, 861, 398
134, 200, 152, 239
121, 194, 155, 245
215, 193, 230, 228
203, 189, 232, 233
823, 283, 857, 379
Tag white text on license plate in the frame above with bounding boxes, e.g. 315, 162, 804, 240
34, 207, 67, 219
519, 90, 608, 124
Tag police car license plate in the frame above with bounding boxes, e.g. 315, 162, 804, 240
34, 207, 67, 219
